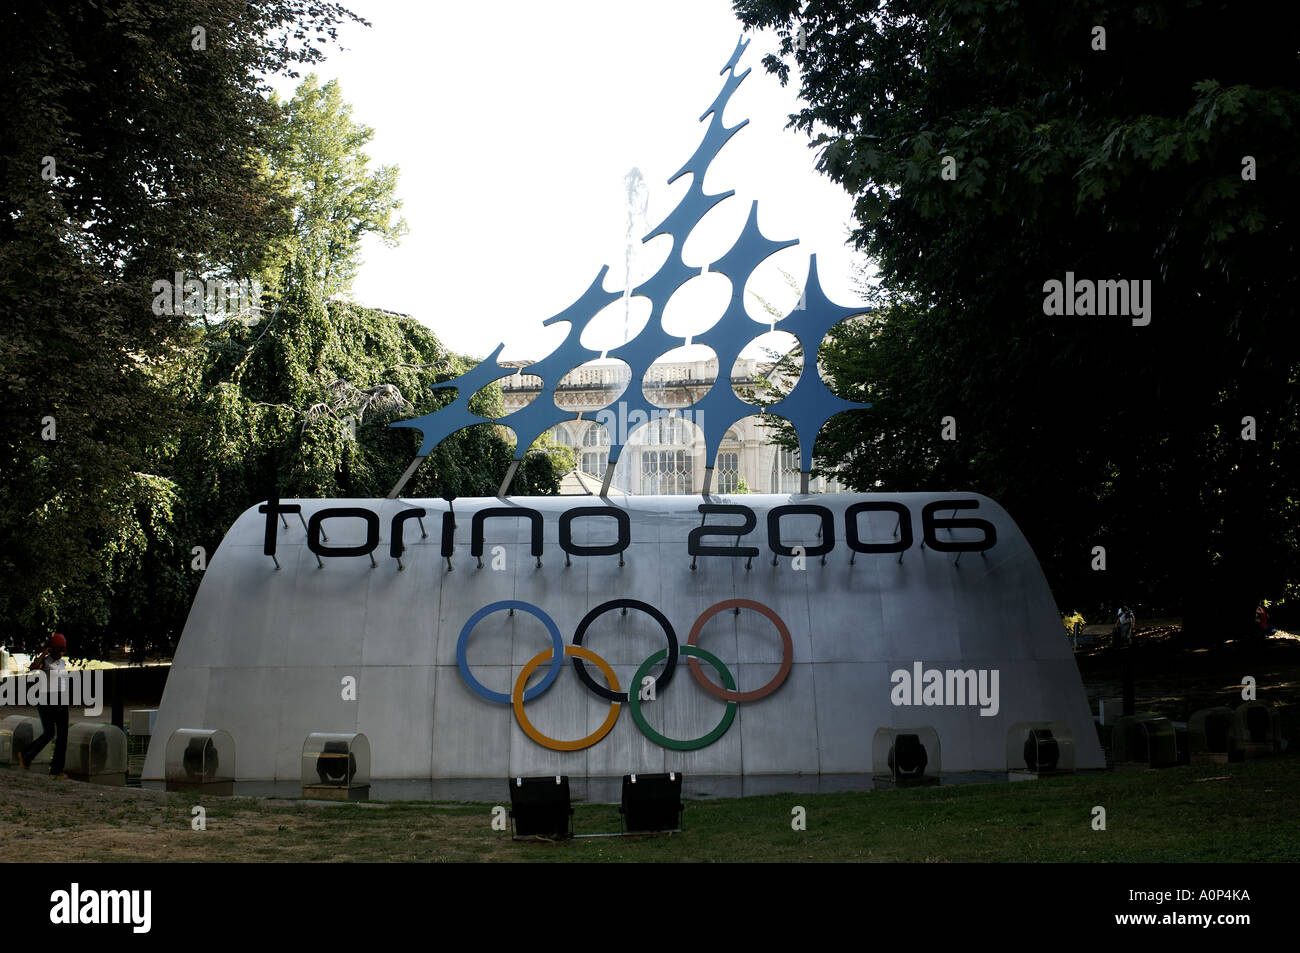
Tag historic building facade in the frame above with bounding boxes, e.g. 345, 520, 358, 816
500, 356, 842, 496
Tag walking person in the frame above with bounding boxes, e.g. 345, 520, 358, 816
1111, 606, 1135, 648
1256, 603, 1274, 639
17, 633, 71, 777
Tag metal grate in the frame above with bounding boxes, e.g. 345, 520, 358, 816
126, 729, 149, 787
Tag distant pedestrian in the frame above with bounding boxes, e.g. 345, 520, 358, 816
17, 633, 71, 777
1112, 606, 1135, 648
1256, 604, 1274, 638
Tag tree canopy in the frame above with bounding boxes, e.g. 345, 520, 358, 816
1, 0, 365, 647
266, 75, 408, 298
1, 2, 564, 657
734, 0, 1300, 632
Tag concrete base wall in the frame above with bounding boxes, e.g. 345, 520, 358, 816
143, 493, 1104, 781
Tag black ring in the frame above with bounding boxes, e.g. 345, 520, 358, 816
571, 599, 678, 702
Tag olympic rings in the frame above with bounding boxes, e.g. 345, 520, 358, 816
627, 646, 737, 751
686, 599, 793, 702
514, 646, 621, 751
570, 599, 678, 703
455, 600, 789, 751
456, 601, 565, 704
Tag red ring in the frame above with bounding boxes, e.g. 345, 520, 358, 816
686, 599, 793, 702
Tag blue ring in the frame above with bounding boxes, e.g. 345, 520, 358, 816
456, 601, 565, 704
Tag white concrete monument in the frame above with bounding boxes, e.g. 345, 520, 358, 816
142, 492, 1104, 782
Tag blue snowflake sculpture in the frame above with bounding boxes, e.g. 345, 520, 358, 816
391, 36, 870, 496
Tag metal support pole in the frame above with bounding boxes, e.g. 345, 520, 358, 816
110, 671, 124, 731
388, 454, 428, 499
498, 459, 521, 498
1122, 645, 1135, 717
297, 511, 324, 542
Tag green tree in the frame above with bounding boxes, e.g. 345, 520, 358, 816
0, 0, 366, 654
266, 75, 407, 298
732, 0, 1300, 633
107, 275, 566, 657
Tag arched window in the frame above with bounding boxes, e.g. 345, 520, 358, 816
641, 415, 678, 446
641, 450, 693, 495
770, 447, 800, 494
716, 452, 740, 493
715, 428, 743, 493
581, 423, 609, 477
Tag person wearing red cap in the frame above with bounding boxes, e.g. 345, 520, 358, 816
17, 633, 71, 777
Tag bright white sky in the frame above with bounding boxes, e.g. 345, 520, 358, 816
268, 0, 868, 364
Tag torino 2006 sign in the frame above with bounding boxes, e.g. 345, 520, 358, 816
256, 496, 996, 567
143, 492, 1107, 781
257, 494, 994, 755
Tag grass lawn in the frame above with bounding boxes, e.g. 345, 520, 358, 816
4, 628, 1295, 863
2, 756, 1297, 862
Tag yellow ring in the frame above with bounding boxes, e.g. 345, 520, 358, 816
513, 645, 621, 751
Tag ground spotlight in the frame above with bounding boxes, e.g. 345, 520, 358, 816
620, 772, 683, 832
507, 775, 573, 839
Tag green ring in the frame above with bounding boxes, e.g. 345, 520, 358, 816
627, 645, 738, 751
